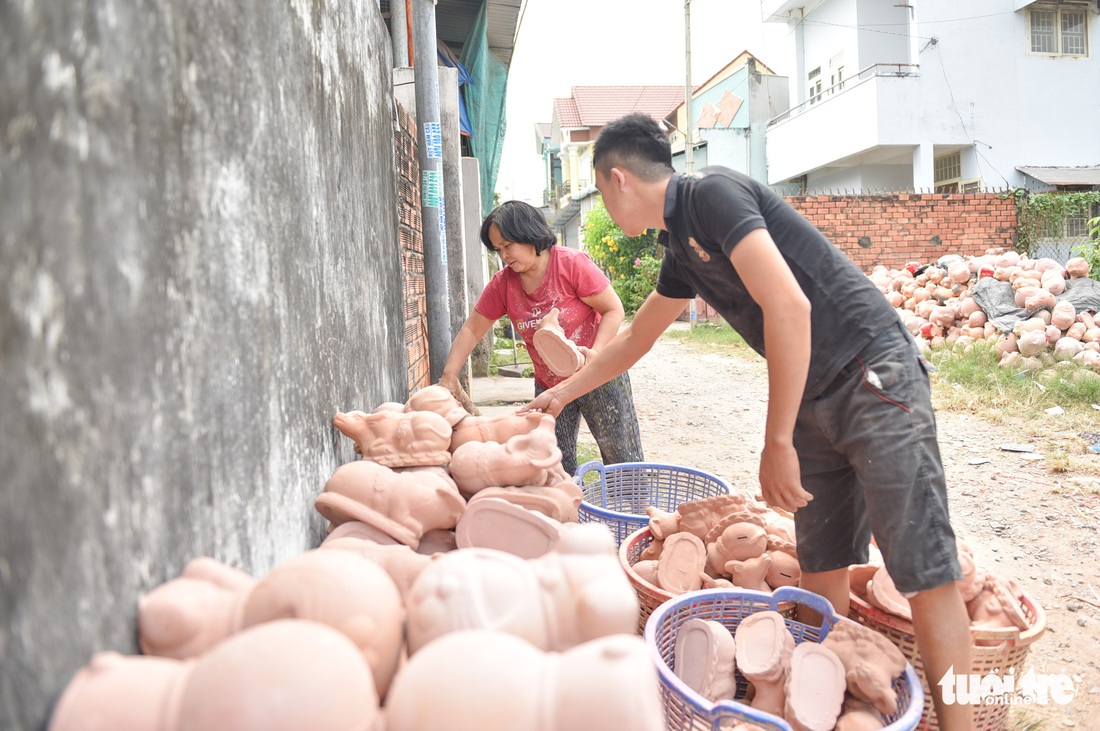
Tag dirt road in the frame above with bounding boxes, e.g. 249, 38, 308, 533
618, 329, 1100, 729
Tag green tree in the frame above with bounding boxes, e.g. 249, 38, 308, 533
582, 200, 661, 314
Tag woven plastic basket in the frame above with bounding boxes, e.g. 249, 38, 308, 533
645, 586, 925, 731
574, 461, 732, 547
849, 590, 1047, 730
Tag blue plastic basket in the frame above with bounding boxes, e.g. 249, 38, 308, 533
573, 461, 733, 547
645, 586, 925, 731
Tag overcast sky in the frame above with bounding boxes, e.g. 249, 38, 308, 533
493, 0, 795, 205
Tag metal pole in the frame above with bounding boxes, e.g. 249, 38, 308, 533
411, 0, 451, 382
392, 0, 409, 66
684, 0, 694, 173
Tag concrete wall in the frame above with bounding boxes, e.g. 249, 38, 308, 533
0, 2, 406, 729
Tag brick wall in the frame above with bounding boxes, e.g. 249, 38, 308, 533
395, 104, 431, 391
681, 191, 1019, 323
787, 192, 1018, 272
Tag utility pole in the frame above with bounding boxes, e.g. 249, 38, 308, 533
411, 0, 451, 382
684, 0, 694, 174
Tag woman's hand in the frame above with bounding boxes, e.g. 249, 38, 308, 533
437, 373, 461, 399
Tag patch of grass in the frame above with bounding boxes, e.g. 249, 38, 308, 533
489, 338, 532, 376
661, 321, 751, 352
576, 439, 600, 469
929, 341, 1100, 420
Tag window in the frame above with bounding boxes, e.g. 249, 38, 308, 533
1033, 205, 1098, 261
808, 67, 822, 104
1030, 6, 1088, 56
829, 53, 845, 94
934, 151, 962, 192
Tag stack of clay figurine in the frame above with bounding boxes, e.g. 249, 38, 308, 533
850, 538, 1036, 637
868, 249, 1099, 369
48, 386, 669, 731
633, 493, 802, 596
672, 609, 909, 731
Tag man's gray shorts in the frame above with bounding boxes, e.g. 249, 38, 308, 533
793, 321, 962, 595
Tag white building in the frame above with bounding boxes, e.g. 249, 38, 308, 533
762, 0, 1100, 195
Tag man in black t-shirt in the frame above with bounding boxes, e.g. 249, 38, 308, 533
525, 114, 974, 730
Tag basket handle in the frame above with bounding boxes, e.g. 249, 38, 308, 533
706, 704, 793, 731
573, 460, 605, 482
771, 586, 842, 631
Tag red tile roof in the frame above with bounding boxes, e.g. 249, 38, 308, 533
555, 86, 686, 128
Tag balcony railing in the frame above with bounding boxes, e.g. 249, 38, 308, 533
769, 63, 919, 126
542, 180, 591, 209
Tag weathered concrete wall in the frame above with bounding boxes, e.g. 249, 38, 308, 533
0, 2, 405, 729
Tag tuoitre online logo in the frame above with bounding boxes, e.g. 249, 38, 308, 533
938, 667, 1076, 706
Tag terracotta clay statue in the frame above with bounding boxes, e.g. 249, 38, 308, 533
138, 557, 256, 660
765, 549, 801, 590
448, 416, 567, 495
866, 565, 912, 621
319, 522, 437, 601
955, 538, 986, 603
676, 494, 768, 541
450, 411, 552, 452
734, 610, 795, 718
821, 620, 908, 715
417, 527, 458, 554
466, 480, 583, 523
727, 554, 773, 592
333, 409, 452, 467
646, 505, 682, 540
705, 519, 768, 575
835, 697, 886, 731
238, 550, 404, 698
532, 308, 586, 377
967, 574, 1030, 632
405, 523, 638, 654
456, 497, 567, 559
385, 630, 666, 731
674, 618, 738, 702
315, 459, 466, 550
657, 532, 707, 595
49, 619, 380, 731
406, 384, 468, 426
784, 642, 847, 731
141, 550, 403, 699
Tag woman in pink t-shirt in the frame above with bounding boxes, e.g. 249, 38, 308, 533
439, 201, 643, 475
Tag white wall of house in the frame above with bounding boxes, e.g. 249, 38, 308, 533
766, 0, 1100, 191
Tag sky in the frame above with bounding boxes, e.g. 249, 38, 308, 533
493, 0, 795, 205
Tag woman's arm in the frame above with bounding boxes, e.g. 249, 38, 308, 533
438, 310, 496, 397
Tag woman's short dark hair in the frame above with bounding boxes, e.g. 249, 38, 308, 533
479, 200, 557, 256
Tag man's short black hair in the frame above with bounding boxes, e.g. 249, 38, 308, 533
593, 113, 675, 182
479, 200, 557, 256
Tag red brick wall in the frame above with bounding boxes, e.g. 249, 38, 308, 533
395, 104, 430, 392
681, 191, 1019, 323
786, 192, 1018, 272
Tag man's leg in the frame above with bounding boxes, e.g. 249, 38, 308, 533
797, 567, 849, 626
909, 582, 974, 731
